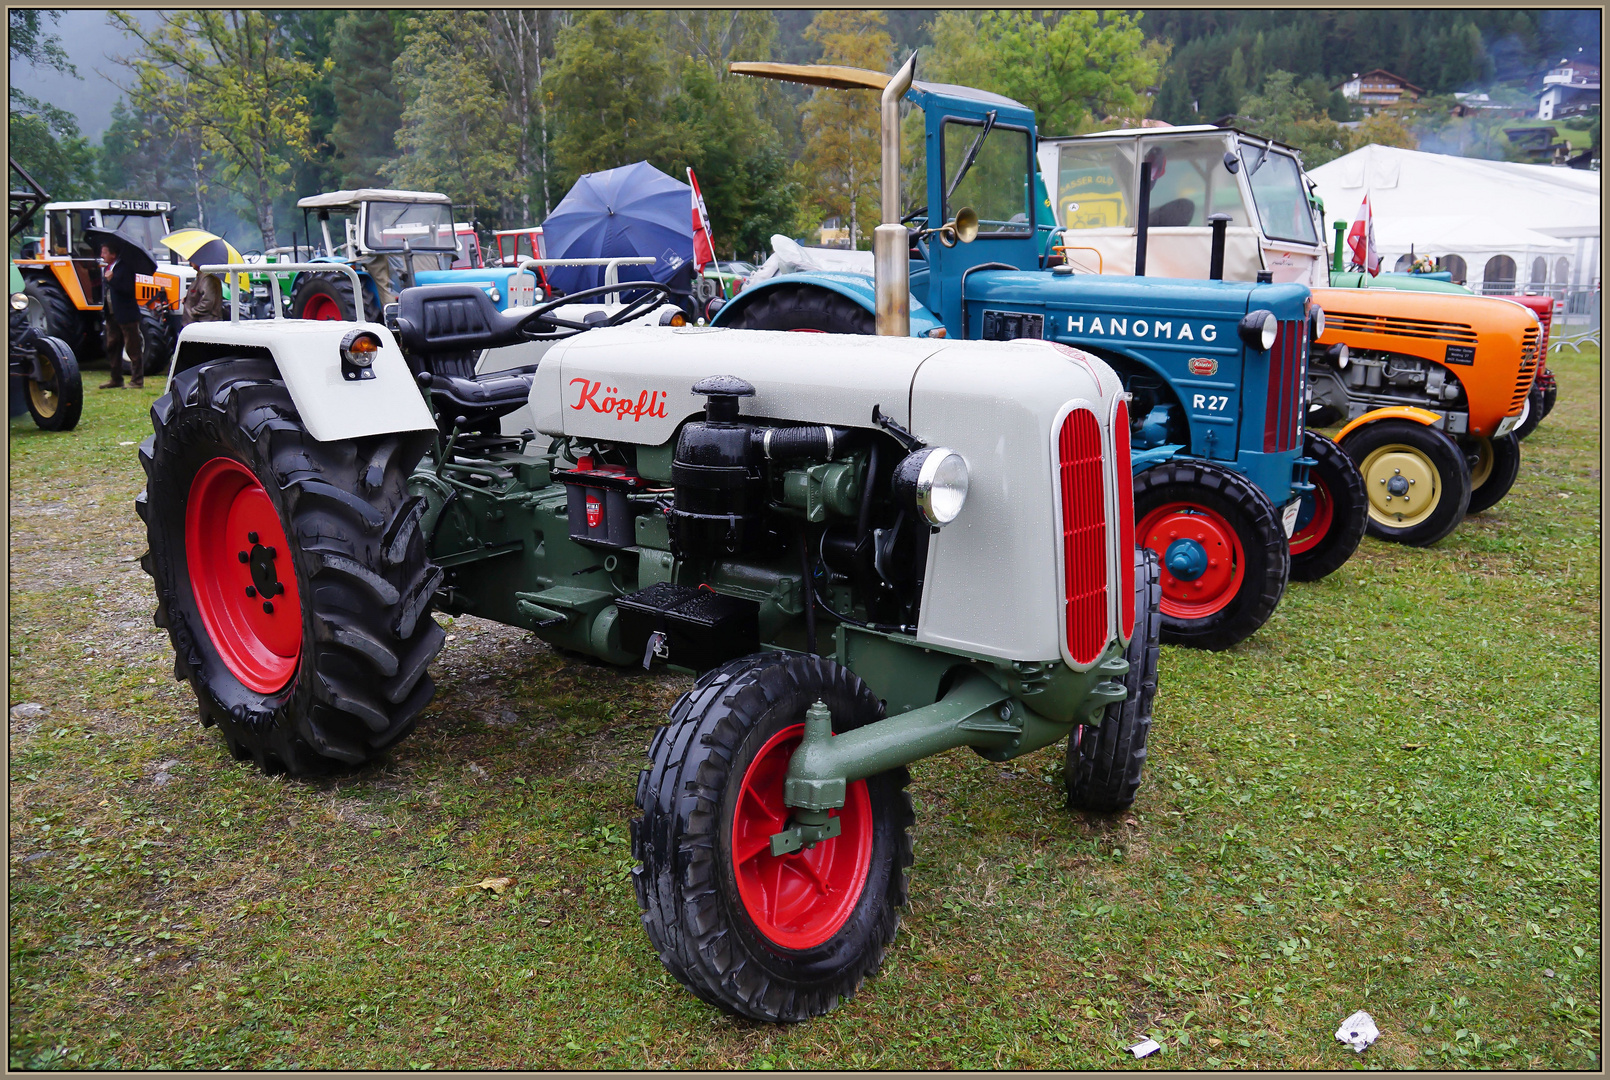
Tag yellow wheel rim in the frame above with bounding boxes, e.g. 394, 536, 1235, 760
27, 357, 59, 419
1467, 437, 1494, 492
1359, 443, 1442, 528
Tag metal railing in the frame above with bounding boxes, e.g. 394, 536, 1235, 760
517, 256, 657, 306
199, 261, 366, 323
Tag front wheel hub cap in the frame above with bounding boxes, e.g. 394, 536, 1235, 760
1360, 445, 1441, 527
185, 457, 303, 693
1163, 537, 1209, 581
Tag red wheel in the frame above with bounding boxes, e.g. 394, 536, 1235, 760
302, 293, 342, 320
1137, 501, 1246, 620
184, 457, 303, 693
732, 723, 874, 949
1288, 473, 1335, 556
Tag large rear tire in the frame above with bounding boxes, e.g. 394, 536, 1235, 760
137, 357, 444, 774
719, 283, 875, 335
289, 272, 377, 322
632, 652, 913, 1021
1463, 433, 1521, 515
1340, 419, 1470, 547
23, 335, 83, 432
1132, 460, 1289, 650
1065, 548, 1160, 812
1289, 431, 1367, 582
23, 276, 88, 358
139, 306, 174, 373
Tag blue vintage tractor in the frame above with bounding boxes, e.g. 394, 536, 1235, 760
714, 58, 1366, 650
286, 189, 537, 322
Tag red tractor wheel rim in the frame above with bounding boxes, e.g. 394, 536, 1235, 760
731, 723, 873, 949
185, 457, 303, 694
1289, 474, 1335, 556
789, 328, 826, 333
1137, 501, 1246, 619
302, 293, 342, 320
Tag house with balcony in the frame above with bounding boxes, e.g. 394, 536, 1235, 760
1333, 70, 1424, 111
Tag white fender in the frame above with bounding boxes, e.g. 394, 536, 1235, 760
170, 320, 435, 443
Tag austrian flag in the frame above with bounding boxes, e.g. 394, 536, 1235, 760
688, 167, 715, 273
1347, 193, 1381, 276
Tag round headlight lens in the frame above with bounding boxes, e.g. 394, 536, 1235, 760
893, 446, 969, 527
1239, 309, 1279, 351
1334, 343, 1350, 370
340, 328, 382, 368
1260, 311, 1278, 350
1311, 304, 1325, 338
10, 292, 28, 311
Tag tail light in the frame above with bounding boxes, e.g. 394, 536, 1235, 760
1112, 396, 1135, 643
1058, 407, 1108, 667
1262, 320, 1305, 453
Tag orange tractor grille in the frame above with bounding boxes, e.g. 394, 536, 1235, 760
1511, 327, 1541, 414
1058, 407, 1109, 666
1326, 311, 1478, 345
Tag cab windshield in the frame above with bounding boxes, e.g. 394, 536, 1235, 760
1240, 148, 1317, 245
365, 201, 456, 252
101, 212, 173, 256
1051, 135, 1251, 231
942, 119, 1032, 237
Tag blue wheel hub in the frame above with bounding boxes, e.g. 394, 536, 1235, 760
1163, 538, 1209, 582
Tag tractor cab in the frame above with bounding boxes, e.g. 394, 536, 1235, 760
16, 199, 185, 310
1037, 128, 1326, 286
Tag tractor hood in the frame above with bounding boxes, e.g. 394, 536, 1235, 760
964, 270, 1311, 338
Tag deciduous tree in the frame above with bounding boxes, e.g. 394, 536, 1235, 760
796, 10, 891, 248
329, 10, 404, 189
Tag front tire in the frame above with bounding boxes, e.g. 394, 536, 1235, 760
1289, 431, 1367, 582
23, 276, 87, 358
632, 652, 913, 1022
23, 335, 83, 431
1463, 433, 1521, 515
1340, 419, 1470, 547
1065, 548, 1160, 812
289, 272, 376, 322
719, 283, 875, 335
137, 357, 444, 774
1132, 460, 1289, 650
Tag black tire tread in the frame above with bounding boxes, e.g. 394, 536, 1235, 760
289, 272, 379, 322
1465, 433, 1521, 515
721, 283, 875, 335
139, 356, 442, 774
22, 276, 87, 357
23, 334, 84, 431
1289, 431, 1367, 582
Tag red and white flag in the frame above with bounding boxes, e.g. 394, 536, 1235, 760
1346, 193, 1381, 276
688, 167, 716, 273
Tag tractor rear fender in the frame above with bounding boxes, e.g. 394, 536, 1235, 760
713, 271, 944, 336
21, 260, 96, 310
1335, 405, 1444, 443
167, 320, 435, 443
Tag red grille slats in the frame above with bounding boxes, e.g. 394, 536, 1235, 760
1112, 397, 1135, 643
1262, 321, 1304, 454
1058, 408, 1108, 666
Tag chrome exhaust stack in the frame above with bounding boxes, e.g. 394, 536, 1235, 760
874, 52, 918, 337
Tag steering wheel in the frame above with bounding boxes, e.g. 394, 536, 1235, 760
516, 280, 676, 340
900, 205, 928, 226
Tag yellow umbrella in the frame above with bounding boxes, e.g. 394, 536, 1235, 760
160, 229, 250, 292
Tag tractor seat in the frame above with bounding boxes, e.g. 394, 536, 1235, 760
429, 372, 533, 428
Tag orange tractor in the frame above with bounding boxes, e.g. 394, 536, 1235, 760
14, 198, 185, 369
1308, 287, 1541, 545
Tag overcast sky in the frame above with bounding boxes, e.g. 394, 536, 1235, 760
10, 9, 163, 141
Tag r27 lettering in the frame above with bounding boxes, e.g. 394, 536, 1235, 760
1192, 394, 1229, 412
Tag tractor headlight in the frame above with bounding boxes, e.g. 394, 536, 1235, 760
892, 446, 969, 527
489, 287, 501, 304
340, 329, 382, 368
1239, 309, 1278, 351
10, 292, 27, 311
1329, 343, 1350, 370
1311, 304, 1325, 338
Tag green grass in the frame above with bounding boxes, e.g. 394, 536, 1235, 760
8, 351, 1601, 1069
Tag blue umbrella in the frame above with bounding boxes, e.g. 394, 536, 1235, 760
541, 161, 693, 295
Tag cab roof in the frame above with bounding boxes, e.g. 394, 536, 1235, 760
43, 199, 171, 213
1056, 125, 1304, 157
729, 61, 1030, 113
296, 188, 451, 210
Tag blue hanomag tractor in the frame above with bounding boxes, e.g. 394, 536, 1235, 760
714, 57, 1366, 650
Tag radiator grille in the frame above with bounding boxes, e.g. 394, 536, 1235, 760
1113, 397, 1136, 643
1511, 327, 1541, 413
1327, 311, 1478, 344
1059, 408, 1109, 666
1262, 320, 1305, 454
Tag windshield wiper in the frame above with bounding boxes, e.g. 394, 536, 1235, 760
945, 110, 997, 206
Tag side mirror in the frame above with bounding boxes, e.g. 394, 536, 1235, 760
1222, 151, 1241, 174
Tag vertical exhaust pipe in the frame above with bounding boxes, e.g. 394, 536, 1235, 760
1207, 213, 1230, 280
874, 51, 918, 337
1133, 160, 1152, 277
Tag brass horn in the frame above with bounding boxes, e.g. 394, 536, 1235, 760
924, 205, 980, 248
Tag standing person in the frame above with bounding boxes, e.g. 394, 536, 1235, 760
99, 242, 144, 389
182, 258, 225, 323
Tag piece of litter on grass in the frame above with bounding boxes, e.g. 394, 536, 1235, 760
1402, 743, 1427, 750
118, 440, 135, 447
1543, 968, 1555, 978
10, 702, 47, 720
1335, 1010, 1379, 1053
472, 876, 513, 893
1130, 1038, 1162, 1059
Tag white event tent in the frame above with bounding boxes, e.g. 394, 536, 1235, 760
1308, 144, 1600, 301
